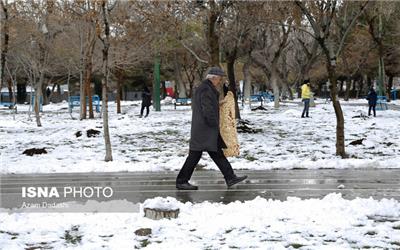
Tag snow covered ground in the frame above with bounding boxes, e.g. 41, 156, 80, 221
1, 99, 400, 249
1, 99, 400, 174
0, 194, 399, 249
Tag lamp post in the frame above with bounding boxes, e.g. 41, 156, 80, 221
153, 55, 161, 111
377, 10, 385, 97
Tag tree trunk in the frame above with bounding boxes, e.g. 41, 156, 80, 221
173, 53, 187, 98
42, 83, 48, 105
100, 0, 112, 162
344, 79, 351, 101
116, 69, 123, 113
48, 82, 56, 101
281, 80, 292, 100
387, 75, 393, 102
6, 79, 12, 100
79, 25, 85, 119
350, 79, 356, 99
339, 80, 344, 97
242, 56, 252, 110
33, 1, 52, 127
0, 0, 9, 98
35, 72, 44, 127
226, 57, 240, 119
270, 65, 280, 109
81, 21, 96, 119
356, 78, 362, 99
327, 62, 346, 158
341, 56, 352, 101
34, 93, 42, 126
368, 75, 373, 89
84, 60, 94, 119
208, 0, 220, 67
207, 1, 223, 100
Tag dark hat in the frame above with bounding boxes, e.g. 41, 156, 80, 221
303, 79, 310, 84
207, 67, 226, 76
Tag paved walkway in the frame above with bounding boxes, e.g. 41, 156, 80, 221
1, 169, 399, 210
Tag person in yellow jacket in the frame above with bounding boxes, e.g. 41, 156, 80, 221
219, 85, 240, 157
301, 79, 311, 118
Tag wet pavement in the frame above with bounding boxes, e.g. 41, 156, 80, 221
1, 169, 399, 210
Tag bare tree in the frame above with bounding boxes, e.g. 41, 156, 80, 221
0, 0, 9, 97
110, 0, 154, 111
295, 0, 370, 157
66, 0, 101, 119
251, 23, 292, 108
98, 0, 113, 162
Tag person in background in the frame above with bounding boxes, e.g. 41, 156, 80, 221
140, 86, 151, 118
367, 87, 377, 117
176, 67, 247, 190
301, 79, 311, 118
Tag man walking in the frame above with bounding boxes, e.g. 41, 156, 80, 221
301, 79, 311, 118
140, 86, 151, 118
176, 67, 247, 190
367, 87, 377, 117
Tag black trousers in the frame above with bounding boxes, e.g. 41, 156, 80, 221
368, 104, 376, 117
140, 105, 149, 117
176, 149, 235, 184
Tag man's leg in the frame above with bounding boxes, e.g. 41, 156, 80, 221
373, 105, 376, 117
176, 150, 202, 184
301, 100, 306, 118
368, 105, 372, 116
208, 149, 235, 180
305, 99, 310, 117
145, 106, 149, 117
140, 105, 145, 117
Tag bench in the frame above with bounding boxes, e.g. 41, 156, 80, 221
0, 101, 15, 108
250, 94, 262, 102
376, 95, 388, 110
260, 92, 274, 102
0, 92, 17, 111
174, 98, 191, 109
0, 101, 17, 112
69, 95, 100, 113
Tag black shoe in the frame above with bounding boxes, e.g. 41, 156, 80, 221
301, 116, 305, 118
176, 183, 198, 190
226, 175, 248, 187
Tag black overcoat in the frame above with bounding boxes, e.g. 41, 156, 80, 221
367, 90, 377, 106
142, 89, 152, 107
189, 79, 225, 152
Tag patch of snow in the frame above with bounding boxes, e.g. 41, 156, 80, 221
0, 194, 399, 249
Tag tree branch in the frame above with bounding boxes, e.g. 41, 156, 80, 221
336, 0, 370, 57
295, 1, 321, 38
179, 40, 208, 64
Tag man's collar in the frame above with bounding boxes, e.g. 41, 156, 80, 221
205, 79, 219, 95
